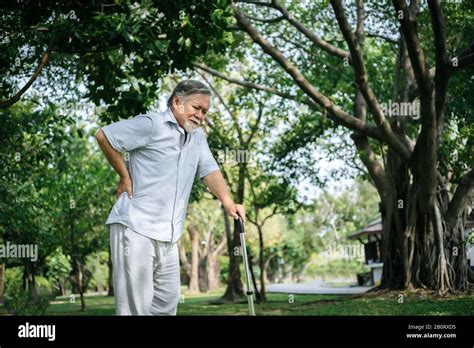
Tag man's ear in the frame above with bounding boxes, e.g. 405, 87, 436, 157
173, 96, 179, 108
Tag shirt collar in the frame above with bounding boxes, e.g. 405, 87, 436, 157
164, 107, 187, 135
164, 107, 179, 125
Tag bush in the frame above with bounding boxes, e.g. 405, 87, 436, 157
45, 247, 72, 296
35, 276, 54, 295
3, 267, 54, 315
305, 259, 366, 280
4, 282, 53, 315
85, 251, 109, 293
4, 266, 22, 291
219, 257, 229, 284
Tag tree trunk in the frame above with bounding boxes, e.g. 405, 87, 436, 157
107, 245, 114, 297
222, 217, 245, 301
74, 259, 86, 311
0, 263, 5, 305
178, 239, 191, 287
188, 224, 200, 293
206, 252, 221, 291
264, 253, 278, 284
24, 260, 38, 300
247, 250, 261, 303
197, 227, 221, 293
256, 224, 267, 302
222, 166, 245, 302
377, 26, 469, 293
380, 147, 469, 293
203, 242, 221, 292
198, 256, 208, 293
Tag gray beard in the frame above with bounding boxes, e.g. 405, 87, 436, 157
183, 120, 200, 133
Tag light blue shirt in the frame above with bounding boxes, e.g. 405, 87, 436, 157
102, 107, 220, 242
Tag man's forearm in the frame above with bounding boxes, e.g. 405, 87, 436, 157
95, 128, 129, 179
203, 170, 234, 206
203, 170, 246, 221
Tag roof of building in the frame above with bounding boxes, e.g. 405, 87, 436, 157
347, 219, 382, 240
348, 206, 474, 241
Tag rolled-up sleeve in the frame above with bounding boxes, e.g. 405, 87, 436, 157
102, 115, 154, 152
198, 134, 220, 179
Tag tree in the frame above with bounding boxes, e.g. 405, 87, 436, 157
0, 263, 4, 304
246, 174, 300, 301
46, 247, 73, 296
177, 165, 228, 293
0, 102, 74, 300
198, 0, 473, 293
0, 0, 233, 121
201, 75, 291, 301
0, 98, 116, 309
46, 127, 116, 310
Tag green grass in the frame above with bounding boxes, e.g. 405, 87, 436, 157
31, 287, 474, 316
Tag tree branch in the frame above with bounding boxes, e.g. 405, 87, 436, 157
352, 133, 388, 197
237, 0, 350, 61
445, 169, 474, 231
366, 32, 399, 45
194, 62, 384, 141
231, 3, 387, 142
457, 42, 474, 58
50, 44, 122, 55
214, 235, 228, 256
393, 0, 437, 210
456, 52, 474, 70
194, 62, 311, 106
408, 43, 474, 101
261, 206, 279, 225
235, 0, 276, 9
392, 0, 432, 99
278, 34, 321, 59
331, 0, 411, 160
0, 45, 51, 109
269, 0, 351, 61
428, 0, 449, 138
448, 42, 474, 72
243, 12, 285, 23
351, 0, 388, 198
245, 101, 264, 147
198, 72, 245, 145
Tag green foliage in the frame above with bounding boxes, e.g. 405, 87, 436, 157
46, 247, 73, 295
1, 0, 233, 121
2, 0, 471, 301
219, 256, 229, 285
0, 101, 115, 299
222, 0, 474, 192
3, 267, 54, 315
4, 266, 22, 292
4, 284, 53, 316
305, 259, 365, 279
0, 102, 75, 275
264, 179, 379, 281
85, 251, 109, 293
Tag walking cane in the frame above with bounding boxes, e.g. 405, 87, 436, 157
236, 214, 256, 316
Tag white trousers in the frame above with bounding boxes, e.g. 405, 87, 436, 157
109, 223, 181, 315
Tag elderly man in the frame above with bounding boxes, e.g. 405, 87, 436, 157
95, 80, 245, 315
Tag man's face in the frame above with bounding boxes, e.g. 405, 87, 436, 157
171, 93, 210, 133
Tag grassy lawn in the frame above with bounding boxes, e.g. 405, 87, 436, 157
34, 287, 474, 316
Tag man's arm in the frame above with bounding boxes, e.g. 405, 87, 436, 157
95, 128, 133, 198
203, 170, 246, 221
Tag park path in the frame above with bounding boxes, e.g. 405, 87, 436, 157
266, 279, 375, 295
